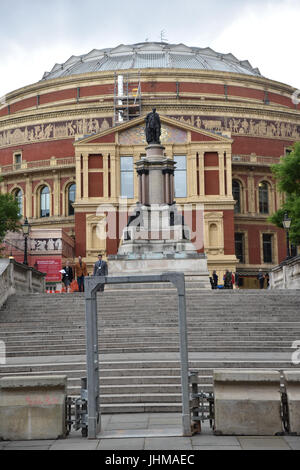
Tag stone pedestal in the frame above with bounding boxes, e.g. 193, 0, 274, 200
213, 370, 282, 436
109, 143, 210, 288
0, 376, 67, 441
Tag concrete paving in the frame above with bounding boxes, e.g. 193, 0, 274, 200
1, 413, 299, 450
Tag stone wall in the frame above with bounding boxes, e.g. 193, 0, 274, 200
0, 259, 46, 308
270, 255, 300, 289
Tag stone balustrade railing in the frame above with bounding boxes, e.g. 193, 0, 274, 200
232, 154, 280, 166
270, 255, 300, 289
0, 259, 46, 308
0, 156, 75, 175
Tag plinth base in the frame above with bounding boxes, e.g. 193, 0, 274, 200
108, 252, 211, 289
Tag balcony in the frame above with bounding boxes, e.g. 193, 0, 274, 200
232, 154, 280, 166
0, 156, 75, 176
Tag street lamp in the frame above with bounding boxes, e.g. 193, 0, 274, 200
282, 212, 292, 260
22, 218, 31, 266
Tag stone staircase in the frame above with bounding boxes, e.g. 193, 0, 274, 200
0, 289, 300, 413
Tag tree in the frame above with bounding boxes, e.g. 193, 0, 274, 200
269, 142, 300, 245
0, 191, 21, 254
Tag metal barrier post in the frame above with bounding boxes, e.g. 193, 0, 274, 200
84, 273, 191, 438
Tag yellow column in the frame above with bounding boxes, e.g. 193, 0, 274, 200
83, 153, 89, 199
133, 151, 140, 200
188, 151, 197, 197
110, 151, 117, 201
103, 153, 109, 199
226, 150, 232, 197
219, 152, 225, 196
248, 173, 255, 214
53, 173, 60, 216
25, 177, 32, 218
199, 151, 205, 196
75, 153, 82, 201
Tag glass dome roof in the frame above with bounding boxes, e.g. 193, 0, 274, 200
42, 42, 261, 81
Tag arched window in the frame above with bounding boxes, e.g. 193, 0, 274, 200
40, 186, 50, 218
14, 189, 23, 217
68, 184, 76, 216
259, 181, 269, 214
232, 180, 241, 214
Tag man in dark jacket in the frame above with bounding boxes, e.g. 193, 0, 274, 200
93, 254, 108, 292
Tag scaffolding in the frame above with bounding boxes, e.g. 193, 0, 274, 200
113, 71, 142, 126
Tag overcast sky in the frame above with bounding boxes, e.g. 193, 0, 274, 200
0, 0, 299, 98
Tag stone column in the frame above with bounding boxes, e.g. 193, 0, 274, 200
53, 173, 60, 217
83, 153, 89, 199
138, 171, 143, 203
103, 154, 109, 199
219, 152, 225, 196
199, 151, 205, 196
188, 152, 197, 197
226, 150, 233, 197
110, 151, 117, 201
25, 176, 32, 219
75, 153, 82, 201
163, 170, 170, 204
170, 170, 175, 203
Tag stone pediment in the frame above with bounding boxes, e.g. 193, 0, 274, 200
74, 115, 231, 147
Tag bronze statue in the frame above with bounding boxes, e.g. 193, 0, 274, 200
145, 108, 161, 144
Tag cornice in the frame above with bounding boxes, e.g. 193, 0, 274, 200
0, 99, 299, 132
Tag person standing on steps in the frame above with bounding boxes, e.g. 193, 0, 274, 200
235, 272, 240, 290
257, 269, 265, 289
75, 256, 88, 292
62, 260, 73, 293
212, 270, 218, 290
223, 269, 233, 289
93, 254, 108, 292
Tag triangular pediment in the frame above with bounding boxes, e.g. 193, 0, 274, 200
74, 115, 231, 147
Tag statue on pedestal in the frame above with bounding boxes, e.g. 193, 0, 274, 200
145, 108, 161, 145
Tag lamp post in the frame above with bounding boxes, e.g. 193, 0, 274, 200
22, 218, 31, 266
282, 212, 292, 260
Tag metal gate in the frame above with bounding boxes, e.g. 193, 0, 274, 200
84, 272, 191, 439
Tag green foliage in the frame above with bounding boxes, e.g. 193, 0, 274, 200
269, 142, 300, 245
0, 192, 21, 252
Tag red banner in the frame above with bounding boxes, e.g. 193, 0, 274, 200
36, 258, 62, 282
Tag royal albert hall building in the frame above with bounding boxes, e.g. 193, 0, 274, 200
1, 42, 299, 288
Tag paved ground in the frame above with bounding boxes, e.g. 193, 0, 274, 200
1, 413, 300, 450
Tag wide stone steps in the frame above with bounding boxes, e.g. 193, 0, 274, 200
1, 289, 300, 412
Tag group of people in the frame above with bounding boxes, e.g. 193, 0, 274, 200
210, 270, 241, 290
210, 269, 270, 290
257, 269, 270, 289
61, 254, 108, 293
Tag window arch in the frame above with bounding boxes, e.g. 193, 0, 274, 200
232, 180, 242, 214
40, 186, 50, 218
68, 183, 76, 216
259, 181, 269, 214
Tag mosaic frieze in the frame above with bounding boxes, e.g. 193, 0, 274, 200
169, 115, 300, 140
0, 117, 112, 148
119, 124, 188, 145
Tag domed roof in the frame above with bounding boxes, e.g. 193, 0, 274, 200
42, 42, 261, 81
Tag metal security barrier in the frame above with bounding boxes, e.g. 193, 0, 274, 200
83, 272, 191, 439
189, 370, 215, 434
